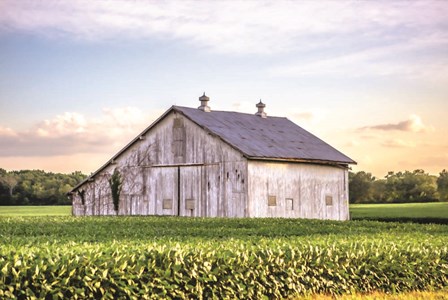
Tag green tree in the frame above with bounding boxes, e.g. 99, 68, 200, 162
437, 169, 448, 202
371, 179, 387, 203
0, 169, 12, 205
0, 173, 19, 197
349, 171, 376, 203
0, 169, 86, 206
384, 170, 437, 203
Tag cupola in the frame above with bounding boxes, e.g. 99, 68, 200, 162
198, 93, 211, 112
255, 100, 267, 118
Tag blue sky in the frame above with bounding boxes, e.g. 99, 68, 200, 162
0, 0, 447, 176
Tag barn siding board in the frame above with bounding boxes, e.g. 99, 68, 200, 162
180, 166, 202, 217
205, 164, 220, 217
247, 161, 349, 220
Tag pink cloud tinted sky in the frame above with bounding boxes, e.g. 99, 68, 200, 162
0, 0, 447, 177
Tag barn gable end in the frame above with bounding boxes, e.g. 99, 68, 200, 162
71, 108, 248, 217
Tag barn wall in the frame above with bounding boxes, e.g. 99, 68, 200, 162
247, 161, 349, 220
72, 110, 248, 217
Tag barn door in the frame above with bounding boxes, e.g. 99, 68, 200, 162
146, 167, 178, 215
179, 166, 202, 217
146, 165, 208, 216
204, 164, 220, 217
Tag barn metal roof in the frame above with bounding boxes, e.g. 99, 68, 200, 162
174, 106, 356, 165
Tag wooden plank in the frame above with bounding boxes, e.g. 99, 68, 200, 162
145, 167, 178, 216
204, 164, 220, 217
179, 166, 202, 217
247, 161, 349, 220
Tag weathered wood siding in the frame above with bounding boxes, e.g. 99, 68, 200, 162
247, 161, 349, 220
72, 111, 248, 217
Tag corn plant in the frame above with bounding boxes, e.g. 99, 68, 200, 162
0, 217, 447, 298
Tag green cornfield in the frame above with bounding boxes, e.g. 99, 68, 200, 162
0, 216, 447, 299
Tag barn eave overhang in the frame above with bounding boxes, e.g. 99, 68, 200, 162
244, 155, 357, 167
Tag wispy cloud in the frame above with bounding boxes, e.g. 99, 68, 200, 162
345, 140, 360, 147
0, 107, 160, 157
287, 108, 328, 126
291, 112, 314, 122
0, 126, 17, 137
268, 32, 448, 81
1, 0, 448, 56
359, 115, 433, 133
381, 139, 416, 148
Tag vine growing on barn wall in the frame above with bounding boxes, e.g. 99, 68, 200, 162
77, 190, 86, 205
109, 168, 122, 214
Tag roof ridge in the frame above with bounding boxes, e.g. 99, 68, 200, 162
173, 105, 287, 119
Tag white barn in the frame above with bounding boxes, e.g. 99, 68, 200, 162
69, 94, 356, 220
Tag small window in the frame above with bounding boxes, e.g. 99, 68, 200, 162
268, 195, 277, 206
163, 199, 173, 210
286, 198, 293, 210
186, 199, 195, 210
325, 195, 333, 206
173, 118, 184, 128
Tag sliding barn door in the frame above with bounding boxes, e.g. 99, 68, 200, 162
179, 166, 202, 217
146, 167, 178, 216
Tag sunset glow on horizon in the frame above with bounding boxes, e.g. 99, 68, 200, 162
0, 1, 447, 177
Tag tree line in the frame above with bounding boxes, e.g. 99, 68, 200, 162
0, 168, 86, 206
1, 167, 447, 206
349, 169, 448, 204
